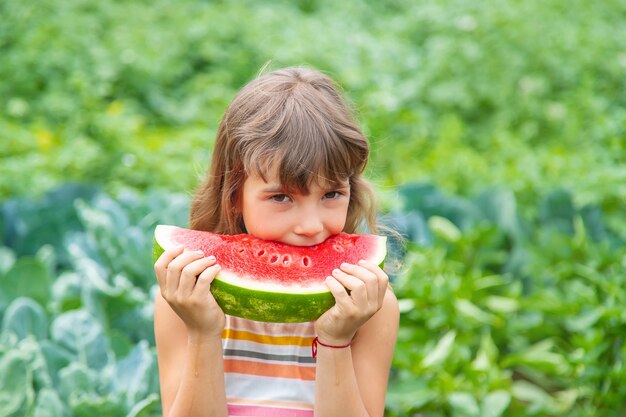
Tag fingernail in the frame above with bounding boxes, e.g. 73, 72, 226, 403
358, 260, 366, 265
207, 255, 216, 261
333, 268, 341, 275
340, 263, 349, 268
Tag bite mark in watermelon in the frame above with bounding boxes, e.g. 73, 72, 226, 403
153, 225, 387, 323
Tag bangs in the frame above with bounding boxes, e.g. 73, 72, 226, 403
240, 85, 368, 193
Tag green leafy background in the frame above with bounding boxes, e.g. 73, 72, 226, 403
1, 0, 625, 416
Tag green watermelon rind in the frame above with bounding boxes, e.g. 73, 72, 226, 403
210, 278, 335, 323
152, 230, 386, 323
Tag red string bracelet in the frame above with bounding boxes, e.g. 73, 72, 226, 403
312, 336, 352, 358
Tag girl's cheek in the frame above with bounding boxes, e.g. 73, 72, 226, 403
247, 220, 283, 241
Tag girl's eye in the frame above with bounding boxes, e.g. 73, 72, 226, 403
270, 194, 291, 203
324, 191, 343, 199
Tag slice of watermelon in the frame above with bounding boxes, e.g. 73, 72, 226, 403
153, 225, 387, 323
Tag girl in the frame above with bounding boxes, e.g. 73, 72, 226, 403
154, 67, 399, 417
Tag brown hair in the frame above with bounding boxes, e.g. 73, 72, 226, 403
189, 66, 377, 235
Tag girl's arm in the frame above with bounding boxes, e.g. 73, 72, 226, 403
314, 262, 400, 417
154, 248, 228, 417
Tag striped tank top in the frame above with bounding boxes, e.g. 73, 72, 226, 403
222, 314, 317, 417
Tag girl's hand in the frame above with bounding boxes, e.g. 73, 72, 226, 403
154, 247, 225, 339
314, 260, 389, 345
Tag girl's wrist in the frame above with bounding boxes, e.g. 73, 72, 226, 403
311, 336, 352, 357
313, 331, 354, 347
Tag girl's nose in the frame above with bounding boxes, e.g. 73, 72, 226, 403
294, 213, 324, 237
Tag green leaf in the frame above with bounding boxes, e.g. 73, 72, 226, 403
0, 246, 16, 275
35, 244, 57, 278
58, 362, 99, 401
108, 328, 134, 359
79, 272, 152, 344
448, 392, 479, 417
115, 340, 158, 405
429, 215, 462, 242
51, 272, 83, 313
2, 297, 48, 340
386, 378, 437, 413
397, 298, 415, 313
484, 296, 520, 314
422, 330, 456, 368
564, 307, 604, 332
455, 299, 498, 325
70, 393, 127, 417
50, 309, 111, 370
0, 349, 34, 417
34, 388, 68, 417
480, 390, 511, 417
579, 204, 607, 241
503, 339, 570, 375
15, 336, 54, 391
511, 381, 555, 414
1, 257, 51, 306
471, 332, 499, 371
126, 394, 160, 417
474, 187, 522, 239
538, 189, 576, 234
40, 340, 75, 388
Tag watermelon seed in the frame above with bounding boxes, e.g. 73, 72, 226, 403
282, 255, 291, 265
256, 249, 265, 257
302, 256, 310, 267
238, 248, 245, 254
333, 244, 345, 253
270, 255, 279, 263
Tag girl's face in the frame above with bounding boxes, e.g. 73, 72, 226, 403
241, 167, 350, 246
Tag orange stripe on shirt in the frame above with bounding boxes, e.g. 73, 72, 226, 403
224, 359, 316, 381
223, 328, 315, 347
226, 397, 314, 410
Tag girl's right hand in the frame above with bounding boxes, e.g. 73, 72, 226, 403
154, 247, 225, 339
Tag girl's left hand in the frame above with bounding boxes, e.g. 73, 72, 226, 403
314, 260, 389, 345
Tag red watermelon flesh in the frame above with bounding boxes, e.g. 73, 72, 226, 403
153, 225, 387, 322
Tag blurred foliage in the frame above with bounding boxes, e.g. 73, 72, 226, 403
1, 0, 626, 416
1, 0, 625, 206
0, 186, 188, 417
386, 183, 626, 417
